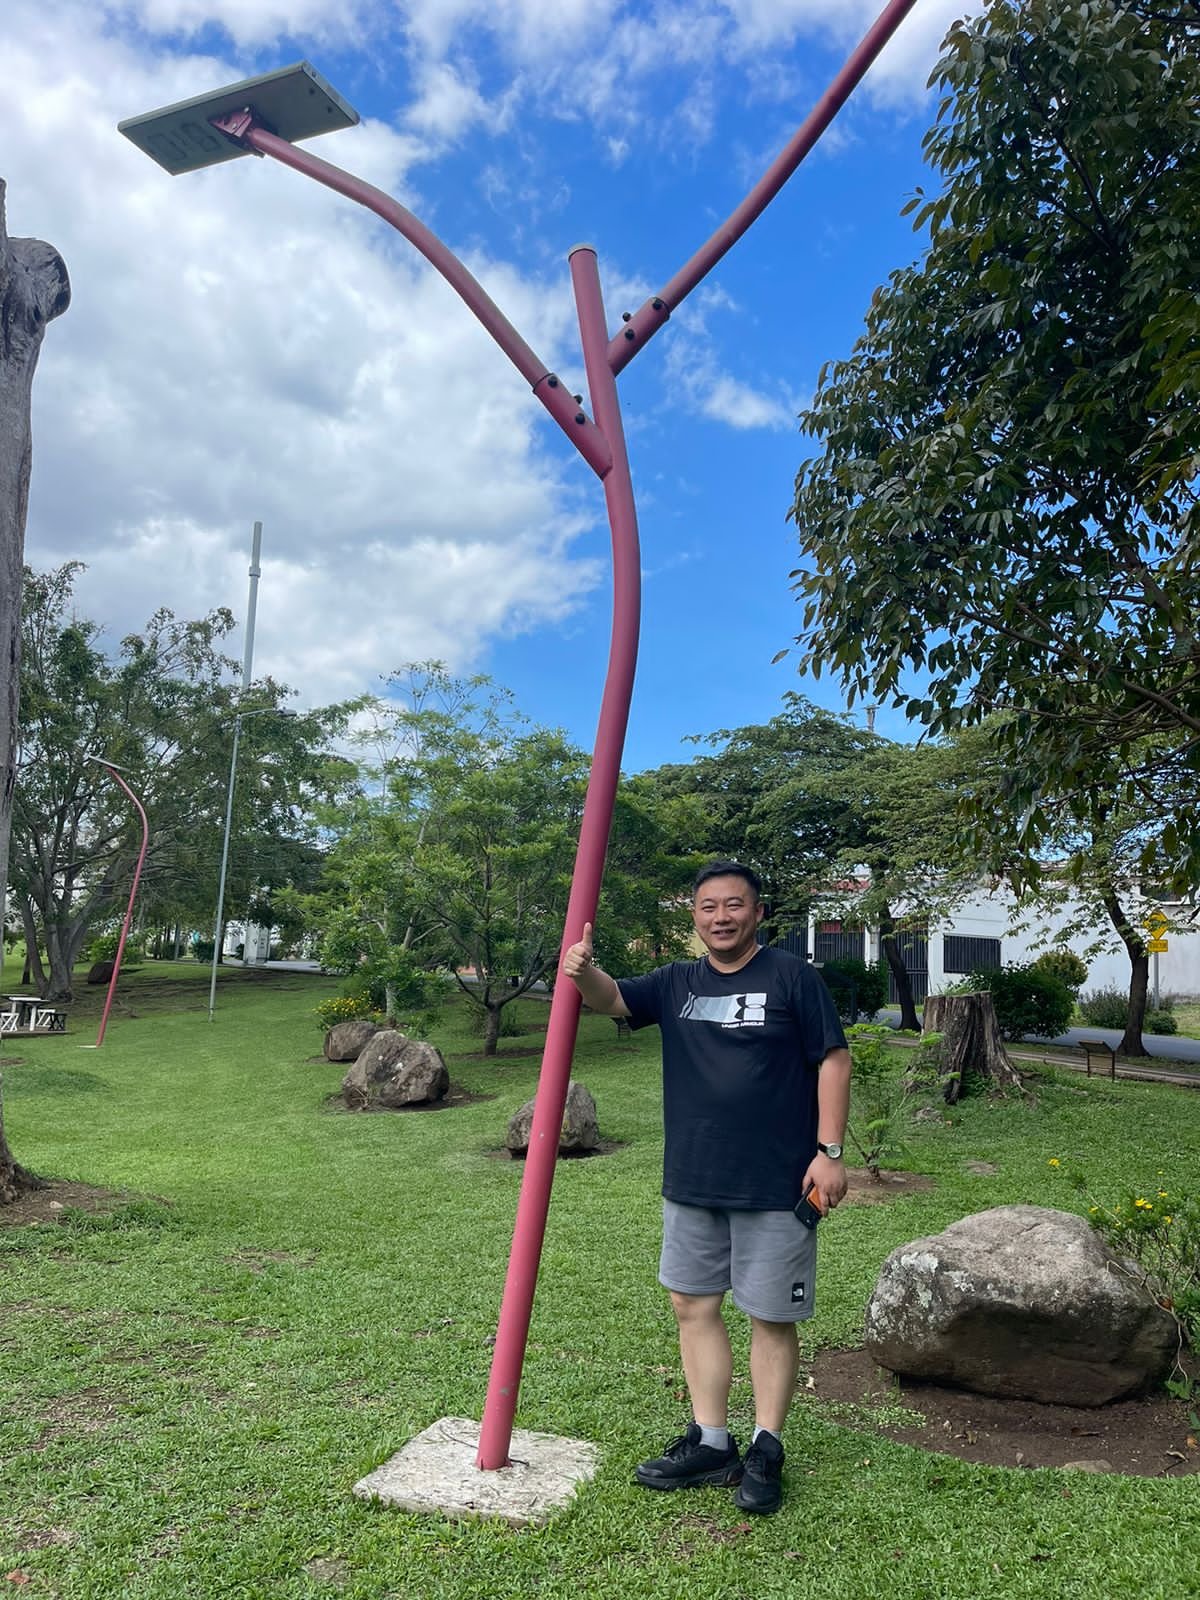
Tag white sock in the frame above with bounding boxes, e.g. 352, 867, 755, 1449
752, 1426, 781, 1444
696, 1423, 730, 1450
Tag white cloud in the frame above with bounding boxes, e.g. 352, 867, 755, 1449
9, 0, 604, 712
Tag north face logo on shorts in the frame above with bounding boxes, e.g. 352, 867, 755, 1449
791, 1280, 806, 1304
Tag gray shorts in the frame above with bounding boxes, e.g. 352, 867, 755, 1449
659, 1198, 817, 1323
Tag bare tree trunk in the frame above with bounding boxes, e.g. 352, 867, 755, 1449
483, 1002, 502, 1056
0, 181, 70, 941
0, 179, 71, 1203
923, 992, 1025, 1101
19, 899, 44, 991
0, 1076, 44, 1204
1100, 886, 1150, 1057
878, 899, 921, 1030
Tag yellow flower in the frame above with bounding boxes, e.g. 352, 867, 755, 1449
1135, 1198, 1152, 1210
1157, 1190, 1168, 1198
1164, 1216, 1173, 1225
1047, 1158, 1060, 1168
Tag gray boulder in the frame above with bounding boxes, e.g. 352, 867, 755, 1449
506, 1080, 599, 1157
342, 1030, 448, 1110
324, 1018, 379, 1062
864, 1205, 1177, 1406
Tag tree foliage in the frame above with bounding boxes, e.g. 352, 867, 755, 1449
13, 565, 332, 999
789, 0, 1200, 887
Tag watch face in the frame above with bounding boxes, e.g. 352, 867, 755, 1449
821, 1142, 843, 1160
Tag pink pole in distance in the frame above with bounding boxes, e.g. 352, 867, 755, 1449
475, 244, 641, 1469
94, 765, 150, 1048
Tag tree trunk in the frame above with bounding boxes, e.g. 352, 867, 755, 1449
1101, 886, 1149, 1057
878, 900, 920, 1030
0, 181, 70, 954
0, 1072, 44, 1205
19, 900, 44, 991
923, 992, 1024, 1102
483, 1003, 502, 1056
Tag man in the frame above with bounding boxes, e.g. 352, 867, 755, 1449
563, 860, 850, 1515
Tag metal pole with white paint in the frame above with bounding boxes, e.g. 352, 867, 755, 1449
208, 522, 262, 1020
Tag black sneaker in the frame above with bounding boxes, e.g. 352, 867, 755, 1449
733, 1431, 784, 1514
634, 1423, 743, 1491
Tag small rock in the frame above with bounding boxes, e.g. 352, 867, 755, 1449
323, 1019, 380, 1063
506, 1081, 599, 1156
1062, 1460, 1113, 1474
964, 1161, 999, 1176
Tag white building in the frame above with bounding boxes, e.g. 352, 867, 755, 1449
801, 882, 1200, 1003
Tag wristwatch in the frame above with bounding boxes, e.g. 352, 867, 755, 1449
817, 1141, 844, 1160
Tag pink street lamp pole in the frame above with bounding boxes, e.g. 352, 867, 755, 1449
86, 759, 150, 1049
118, 0, 919, 1469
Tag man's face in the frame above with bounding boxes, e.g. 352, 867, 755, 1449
692, 875, 764, 965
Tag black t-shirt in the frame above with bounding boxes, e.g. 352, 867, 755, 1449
617, 946, 847, 1211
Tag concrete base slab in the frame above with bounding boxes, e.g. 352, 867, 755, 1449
352, 1416, 600, 1528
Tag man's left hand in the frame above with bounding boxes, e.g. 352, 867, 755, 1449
803, 1151, 849, 1214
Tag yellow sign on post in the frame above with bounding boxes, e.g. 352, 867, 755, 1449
1147, 937, 1169, 954
1145, 910, 1169, 937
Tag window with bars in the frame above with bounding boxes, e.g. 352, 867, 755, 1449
943, 934, 1001, 974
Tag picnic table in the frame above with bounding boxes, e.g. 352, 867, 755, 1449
1, 996, 68, 1034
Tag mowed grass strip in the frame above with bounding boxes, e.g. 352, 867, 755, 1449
0, 968, 1197, 1599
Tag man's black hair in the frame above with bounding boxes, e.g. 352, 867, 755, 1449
692, 860, 763, 900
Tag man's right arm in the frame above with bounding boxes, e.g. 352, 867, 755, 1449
562, 921, 631, 1017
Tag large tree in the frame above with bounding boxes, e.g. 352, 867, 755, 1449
0, 182, 70, 1204
789, 0, 1200, 889
650, 694, 877, 934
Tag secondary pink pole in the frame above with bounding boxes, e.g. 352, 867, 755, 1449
608, 0, 922, 373
94, 763, 150, 1048
475, 244, 641, 1468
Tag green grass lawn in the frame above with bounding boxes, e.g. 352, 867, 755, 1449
2, 968, 1199, 1599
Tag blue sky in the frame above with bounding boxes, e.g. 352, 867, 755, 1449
7, 0, 981, 772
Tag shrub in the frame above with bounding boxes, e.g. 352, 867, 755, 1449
314, 995, 381, 1031
1078, 985, 1129, 1029
1146, 1010, 1178, 1035
83, 928, 146, 967
1055, 1160, 1200, 1359
819, 958, 889, 1021
967, 963, 1073, 1041
1031, 948, 1088, 993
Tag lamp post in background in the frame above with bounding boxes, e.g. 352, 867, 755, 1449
84, 758, 149, 1049
208, 705, 297, 1021
119, 0, 921, 1482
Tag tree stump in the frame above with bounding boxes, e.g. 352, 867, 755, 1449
922, 993, 1024, 1102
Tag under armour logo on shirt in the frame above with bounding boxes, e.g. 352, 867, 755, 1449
679, 992, 767, 1027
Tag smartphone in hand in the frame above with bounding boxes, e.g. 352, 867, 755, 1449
794, 1180, 824, 1229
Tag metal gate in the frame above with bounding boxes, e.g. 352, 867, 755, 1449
886, 929, 929, 1004
813, 922, 865, 963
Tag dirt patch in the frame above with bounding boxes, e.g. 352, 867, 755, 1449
487, 1139, 626, 1160
449, 1046, 546, 1061
322, 1084, 495, 1113
841, 1167, 935, 1204
0, 1179, 136, 1229
803, 1347, 1200, 1478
